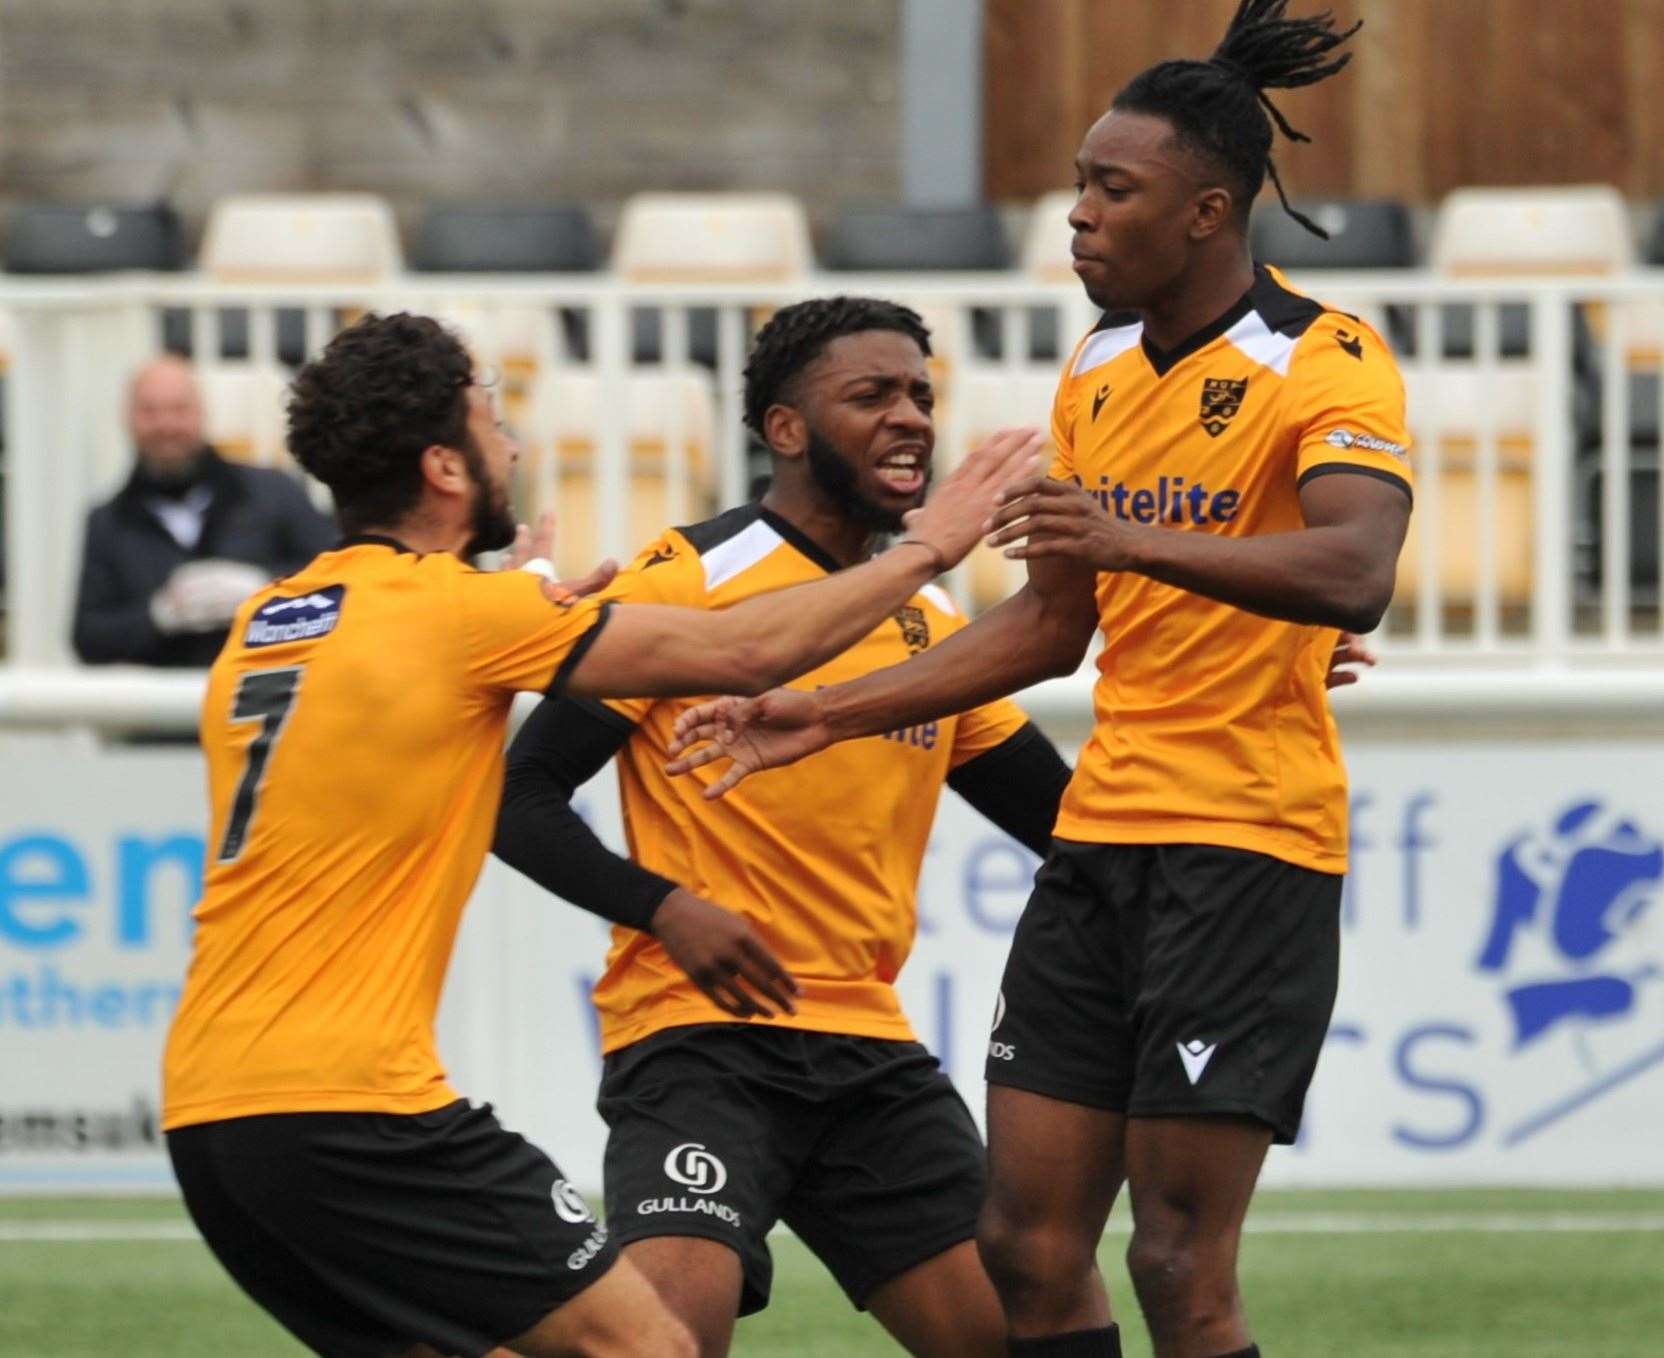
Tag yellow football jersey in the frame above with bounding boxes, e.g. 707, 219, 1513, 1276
163, 538, 608, 1129
1051, 265, 1412, 873
588, 505, 1030, 1053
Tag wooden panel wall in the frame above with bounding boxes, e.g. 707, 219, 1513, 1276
986, 0, 1664, 203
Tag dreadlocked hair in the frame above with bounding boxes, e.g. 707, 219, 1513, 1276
743, 295, 932, 446
1111, 0, 1360, 239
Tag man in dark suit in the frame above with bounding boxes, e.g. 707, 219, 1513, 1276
73, 354, 334, 667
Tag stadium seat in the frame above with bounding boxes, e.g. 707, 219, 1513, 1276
1017, 191, 1089, 364
526, 369, 718, 576
612, 193, 812, 281
1431, 186, 1635, 276
944, 367, 1061, 610
411, 205, 602, 413
410, 204, 600, 273
1251, 198, 1417, 271
612, 193, 810, 369
3, 202, 186, 273
198, 362, 295, 469
160, 307, 310, 368
201, 193, 404, 281
822, 206, 1010, 272
1019, 190, 1079, 282
1647, 204, 1664, 266
1397, 365, 1539, 608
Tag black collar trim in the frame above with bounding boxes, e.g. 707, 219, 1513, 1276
759, 507, 845, 575
337, 533, 417, 555
1141, 287, 1256, 378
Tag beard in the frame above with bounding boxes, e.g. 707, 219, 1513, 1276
461, 442, 518, 556
804, 426, 928, 536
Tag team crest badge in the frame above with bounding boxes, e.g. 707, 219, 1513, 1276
1199, 377, 1248, 438
893, 605, 930, 654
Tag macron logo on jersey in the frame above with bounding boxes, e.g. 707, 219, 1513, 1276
244, 585, 346, 648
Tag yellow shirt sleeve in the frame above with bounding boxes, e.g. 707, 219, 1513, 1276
949, 695, 1033, 769
1290, 315, 1415, 501
1048, 345, 1082, 483
457, 567, 611, 697
596, 530, 709, 726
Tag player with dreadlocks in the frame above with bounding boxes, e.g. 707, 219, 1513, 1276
662, 4, 1410, 1355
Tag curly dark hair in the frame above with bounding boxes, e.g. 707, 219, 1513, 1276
1113, 0, 1360, 239
287, 312, 475, 532
742, 296, 932, 450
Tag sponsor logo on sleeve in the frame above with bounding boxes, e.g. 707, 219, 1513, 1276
243, 585, 345, 648
1325, 428, 1407, 459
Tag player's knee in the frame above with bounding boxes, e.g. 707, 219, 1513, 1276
976, 1202, 1097, 1307
1125, 1226, 1232, 1329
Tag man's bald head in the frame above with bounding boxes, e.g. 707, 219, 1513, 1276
128, 354, 206, 476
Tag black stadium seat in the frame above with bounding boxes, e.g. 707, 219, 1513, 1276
822, 206, 1010, 272
411, 204, 601, 273
3, 202, 186, 273
1250, 198, 1417, 271
413, 202, 605, 365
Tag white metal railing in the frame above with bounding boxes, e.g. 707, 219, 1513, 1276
4, 271, 1664, 677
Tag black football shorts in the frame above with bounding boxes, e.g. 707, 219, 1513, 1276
987, 840, 1342, 1143
167, 1099, 617, 1358
598, 1024, 986, 1314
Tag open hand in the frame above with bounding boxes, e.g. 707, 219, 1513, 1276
508, 510, 619, 597
1324, 631, 1376, 689
650, 888, 799, 1018
902, 428, 1047, 571
983, 475, 1134, 570
664, 687, 829, 799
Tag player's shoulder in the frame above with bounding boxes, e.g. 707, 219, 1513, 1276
1248, 265, 1400, 375
1062, 308, 1146, 387
910, 580, 966, 634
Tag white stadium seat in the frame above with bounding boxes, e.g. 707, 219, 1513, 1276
526, 369, 718, 575
198, 361, 294, 469
1431, 186, 1634, 276
200, 194, 404, 282
611, 192, 813, 281
944, 366, 1062, 609
1019, 190, 1081, 283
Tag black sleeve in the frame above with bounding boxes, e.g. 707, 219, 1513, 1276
946, 721, 1071, 858
493, 692, 679, 932
71, 509, 168, 665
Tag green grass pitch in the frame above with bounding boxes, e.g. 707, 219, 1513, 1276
3, 1190, 1660, 1356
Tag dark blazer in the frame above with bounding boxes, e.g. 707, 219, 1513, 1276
72, 448, 336, 667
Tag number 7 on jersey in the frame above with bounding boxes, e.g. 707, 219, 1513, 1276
217, 667, 304, 863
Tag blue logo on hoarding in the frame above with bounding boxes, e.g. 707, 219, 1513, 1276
1477, 800, 1663, 1144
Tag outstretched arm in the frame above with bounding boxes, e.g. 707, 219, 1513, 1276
987, 470, 1410, 634
664, 553, 1100, 797
566, 428, 1045, 700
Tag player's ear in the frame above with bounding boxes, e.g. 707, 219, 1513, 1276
1190, 185, 1235, 243
763, 404, 808, 460
419, 443, 469, 496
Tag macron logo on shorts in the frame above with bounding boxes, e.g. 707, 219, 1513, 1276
1177, 1039, 1218, 1085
